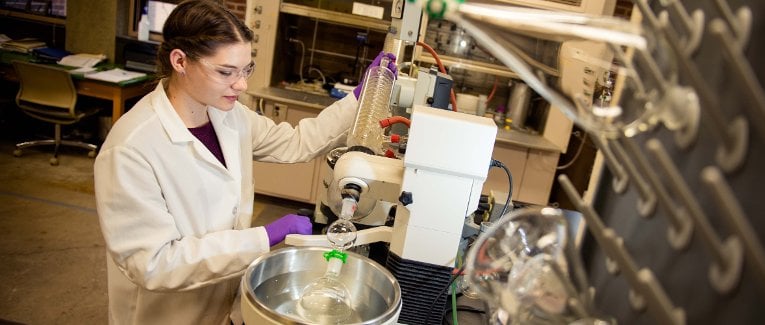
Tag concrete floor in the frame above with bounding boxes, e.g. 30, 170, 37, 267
0, 137, 312, 324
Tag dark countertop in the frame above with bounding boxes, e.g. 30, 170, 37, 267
247, 86, 337, 111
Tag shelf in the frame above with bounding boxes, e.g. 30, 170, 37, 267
0, 9, 65, 25
416, 54, 519, 79
280, 3, 389, 32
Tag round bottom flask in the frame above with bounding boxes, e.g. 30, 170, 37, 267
297, 257, 353, 324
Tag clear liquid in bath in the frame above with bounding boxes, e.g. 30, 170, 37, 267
254, 271, 388, 324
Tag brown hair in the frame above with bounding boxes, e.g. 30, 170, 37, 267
156, 0, 253, 78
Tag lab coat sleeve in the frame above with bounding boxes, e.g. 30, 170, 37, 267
250, 94, 358, 163
95, 145, 270, 292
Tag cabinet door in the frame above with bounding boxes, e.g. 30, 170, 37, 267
252, 102, 320, 203
483, 143, 527, 201
483, 143, 560, 206
517, 149, 559, 205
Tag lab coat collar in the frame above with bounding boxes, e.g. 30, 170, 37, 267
208, 107, 241, 182
151, 81, 240, 181
151, 80, 195, 144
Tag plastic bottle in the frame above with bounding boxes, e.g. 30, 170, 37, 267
477, 94, 488, 117
347, 56, 395, 154
494, 104, 506, 128
137, 6, 150, 41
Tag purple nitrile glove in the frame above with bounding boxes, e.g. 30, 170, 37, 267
353, 51, 398, 99
263, 214, 312, 246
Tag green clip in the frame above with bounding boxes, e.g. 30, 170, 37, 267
425, 0, 464, 19
323, 249, 348, 263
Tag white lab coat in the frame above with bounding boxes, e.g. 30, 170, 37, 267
94, 81, 358, 325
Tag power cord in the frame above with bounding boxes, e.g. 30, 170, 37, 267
424, 266, 465, 325
557, 130, 588, 170
490, 159, 513, 218
424, 159, 511, 324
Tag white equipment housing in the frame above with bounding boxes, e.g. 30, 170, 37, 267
389, 104, 496, 266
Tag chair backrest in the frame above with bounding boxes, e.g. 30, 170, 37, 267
13, 61, 78, 117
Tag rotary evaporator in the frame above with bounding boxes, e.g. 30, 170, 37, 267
239, 0, 628, 323
241, 0, 499, 322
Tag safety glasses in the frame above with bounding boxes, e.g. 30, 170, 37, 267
197, 58, 255, 84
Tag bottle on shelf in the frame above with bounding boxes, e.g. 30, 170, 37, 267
137, 6, 150, 41
494, 104, 506, 128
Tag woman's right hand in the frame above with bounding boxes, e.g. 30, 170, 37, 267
264, 214, 312, 246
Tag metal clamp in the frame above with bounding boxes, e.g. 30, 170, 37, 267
710, 0, 752, 48
589, 135, 629, 194
701, 166, 765, 292
657, 0, 705, 55
558, 175, 686, 325
709, 19, 765, 145
646, 139, 744, 294
606, 138, 657, 218
635, 0, 749, 173
621, 138, 693, 250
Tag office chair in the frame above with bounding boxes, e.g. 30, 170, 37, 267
12, 61, 101, 166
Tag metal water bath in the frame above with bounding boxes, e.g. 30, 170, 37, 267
241, 247, 402, 324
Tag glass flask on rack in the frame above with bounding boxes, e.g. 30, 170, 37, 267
441, 3, 697, 139
347, 56, 395, 154
464, 207, 612, 324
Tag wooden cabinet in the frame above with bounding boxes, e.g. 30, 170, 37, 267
484, 137, 561, 206
251, 100, 323, 203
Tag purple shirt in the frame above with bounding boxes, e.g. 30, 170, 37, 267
188, 122, 226, 167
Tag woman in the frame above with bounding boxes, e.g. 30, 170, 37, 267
94, 1, 396, 324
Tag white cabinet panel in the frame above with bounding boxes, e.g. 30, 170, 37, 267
482, 142, 560, 206
253, 160, 316, 203
252, 102, 320, 203
483, 143, 527, 200
518, 149, 560, 205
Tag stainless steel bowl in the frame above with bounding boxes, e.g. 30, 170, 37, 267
242, 247, 401, 324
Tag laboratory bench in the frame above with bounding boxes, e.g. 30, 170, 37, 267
0, 50, 156, 125
244, 86, 563, 206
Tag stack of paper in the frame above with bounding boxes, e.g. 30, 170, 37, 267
0, 38, 46, 53
59, 53, 107, 68
85, 68, 147, 83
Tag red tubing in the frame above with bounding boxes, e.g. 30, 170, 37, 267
380, 116, 411, 128
486, 76, 498, 104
